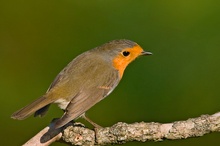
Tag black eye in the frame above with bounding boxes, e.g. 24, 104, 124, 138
122, 51, 130, 56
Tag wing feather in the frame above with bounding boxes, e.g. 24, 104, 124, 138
54, 69, 119, 128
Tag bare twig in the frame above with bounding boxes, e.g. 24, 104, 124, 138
23, 112, 220, 146
23, 126, 62, 146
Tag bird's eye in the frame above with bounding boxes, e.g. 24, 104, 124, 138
122, 51, 130, 57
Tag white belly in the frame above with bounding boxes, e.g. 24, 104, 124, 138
54, 98, 70, 110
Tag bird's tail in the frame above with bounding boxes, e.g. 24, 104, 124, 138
11, 96, 54, 120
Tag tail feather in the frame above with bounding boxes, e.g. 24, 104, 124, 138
34, 104, 51, 117
11, 96, 54, 120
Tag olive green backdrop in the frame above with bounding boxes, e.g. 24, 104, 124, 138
1, 0, 220, 145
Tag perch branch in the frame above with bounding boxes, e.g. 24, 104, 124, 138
23, 112, 220, 146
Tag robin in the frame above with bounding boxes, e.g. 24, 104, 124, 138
11, 39, 152, 128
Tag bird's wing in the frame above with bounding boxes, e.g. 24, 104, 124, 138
46, 62, 72, 92
54, 69, 119, 128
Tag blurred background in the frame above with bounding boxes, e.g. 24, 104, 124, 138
1, 0, 220, 145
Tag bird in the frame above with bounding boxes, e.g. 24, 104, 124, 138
11, 39, 152, 129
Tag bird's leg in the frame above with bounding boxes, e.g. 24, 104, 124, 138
81, 114, 103, 129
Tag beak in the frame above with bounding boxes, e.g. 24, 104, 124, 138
141, 51, 152, 56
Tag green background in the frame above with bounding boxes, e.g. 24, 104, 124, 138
1, 0, 220, 145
